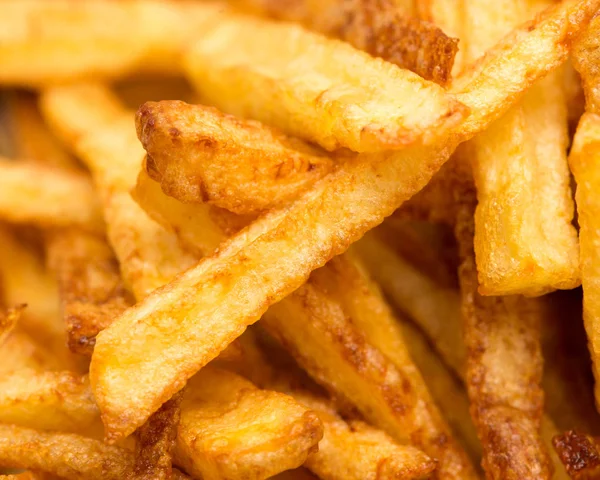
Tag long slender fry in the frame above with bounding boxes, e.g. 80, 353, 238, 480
184, 8, 467, 153
133, 172, 478, 479
80, 0, 600, 441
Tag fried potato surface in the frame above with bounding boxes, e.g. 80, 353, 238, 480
130, 391, 183, 480
184, 9, 467, 153
136, 101, 334, 213
46, 228, 132, 356
234, 0, 458, 85
553, 430, 600, 479
469, 71, 579, 296
132, 175, 478, 479
0, 425, 134, 480
572, 13, 600, 113
0, 158, 103, 232
453, 160, 550, 479
175, 367, 323, 480
0, 0, 223, 86
0, 304, 24, 345
86, 0, 599, 440
0, 369, 100, 435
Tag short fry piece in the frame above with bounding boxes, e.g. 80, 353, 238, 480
0, 0, 223, 86
136, 101, 334, 214
0, 369, 100, 435
46, 228, 132, 356
568, 13, 600, 415
175, 367, 323, 480
184, 9, 467, 153
233, 0, 458, 85
130, 391, 183, 480
0, 158, 103, 231
86, 0, 598, 440
553, 430, 600, 479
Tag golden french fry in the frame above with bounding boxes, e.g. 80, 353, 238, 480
131, 391, 183, 480
568, 13, 600, 414
46, 228, 132, 356
175, 366, 323, 480
133, 173, 478, 479
233, 0, 458, 85
184, 9, 467, 153
136, 101, 334, 214
83, 0, 599, 441
453, 156, 550, 479
552, 430, 600, 479
0, 0, 223, 87
0, 158, 103, 231
0, 369, 100, 435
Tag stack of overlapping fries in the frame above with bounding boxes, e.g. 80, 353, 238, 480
0, 0, 600, 479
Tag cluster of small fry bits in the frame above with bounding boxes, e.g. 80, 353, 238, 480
0, 0, 599, 479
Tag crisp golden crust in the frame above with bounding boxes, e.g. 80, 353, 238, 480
573, 13, 600, 113
46, 228, 132, 356
88, 0, 598, 440
184, 10, 467, 153
131, 391, 183, 480
453, 160, 550, 480
232, 0, 458, 85
0, 158, 104, 232
136, 101, 333, 214
175, 367, 323, 480
553, 431, 600, 479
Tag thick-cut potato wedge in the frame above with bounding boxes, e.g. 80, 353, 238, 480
184, 9, 467, 153
175, 366, 323, 480
0, 369, 100, 435
133, 175, 478, 479
131, 391, 183, 480
553, 430, 600, 479
569, 14, 600, 412
468, 72, 579, 296
453, 160, 550, 480
46, 228, 132, 356
40, 84, 197, 300
136, 101, 334, 213
0, 158, 103, 231
86, 0, 599, 440
233, 0, 458, 85
0, 0, 224, 86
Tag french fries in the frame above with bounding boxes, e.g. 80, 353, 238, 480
81, 0, 600, 442
184, 8, 467, 153
568, 13, 600, 412
0, 369, 100, 435
0, 158, 103, 231
136, 101, 334, 213
133, 171, 478, 478
175, 367, 323, 480
0, 0, 223, 86
232, 0, 459, 85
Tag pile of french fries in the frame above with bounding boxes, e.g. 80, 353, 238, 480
1, 0, 600, 479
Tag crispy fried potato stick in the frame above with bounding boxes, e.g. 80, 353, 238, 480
456, 0, 579, 296
184, 9, 467, 153
232, 0, 458, 85
0, 0, 224, 87
130, 391, 183, 480
0, 158, 103, 231
136, 101, 334, 214
0, 369, 100, 435
453, 158, 550, 479
46, 229, 132, 356
553, 430, 600, 479
568, 13, 600, 414
41, 86, 325, 479
133, 172, 478, 479
0, 226, 77, 370
85, 0, 600, 440
175, 366, 323, 480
